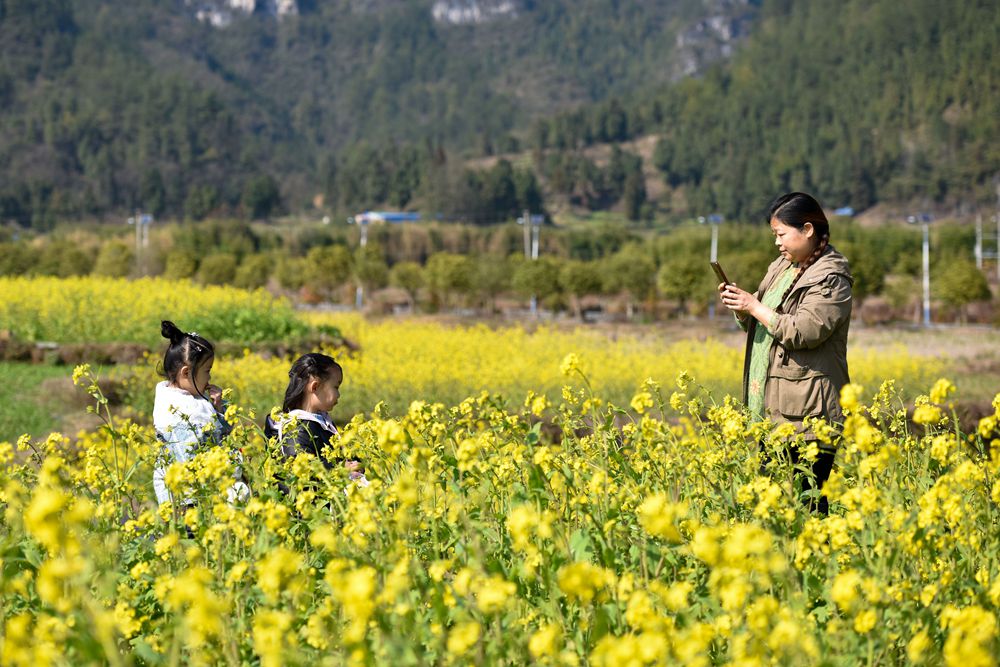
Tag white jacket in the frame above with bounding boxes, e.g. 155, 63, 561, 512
152, 381, 237, 505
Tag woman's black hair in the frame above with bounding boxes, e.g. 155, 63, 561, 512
766, 192, 831, 306
767, 192, 830, 238
282, 353, 342, 412
160, 320, 215, 384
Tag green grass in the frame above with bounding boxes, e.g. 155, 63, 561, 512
0, 363, 72, 442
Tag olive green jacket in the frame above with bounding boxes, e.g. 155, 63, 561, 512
740, 246, 853, 443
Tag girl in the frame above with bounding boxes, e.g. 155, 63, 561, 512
265, 353, 367, 486
719, 192, 853, 512
153, 321, 244, 506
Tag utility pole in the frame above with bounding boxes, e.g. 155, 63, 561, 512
517, 212, 544, 317
521, 209, 531, 259
996, 180, 1000, 281
975, 214, 983, 270
699, 214, 723, 318
356, 221, 367, 309
975, 211, 1000, 278
349, 213, 370, 309
907, 213, 933, 327
921, 221, 931, 327
127, 211, 153, 276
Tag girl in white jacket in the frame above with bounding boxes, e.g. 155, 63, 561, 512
152, 321, 244, 506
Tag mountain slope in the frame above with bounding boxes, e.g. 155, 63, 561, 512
0, 0, 754, 225
1, 0, 996, 226
535, 0, 1000, 217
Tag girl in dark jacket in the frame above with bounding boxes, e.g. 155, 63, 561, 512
264, 353, 367, 487
718, 192, 853, 513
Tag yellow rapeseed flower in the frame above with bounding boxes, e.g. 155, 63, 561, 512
528, 622, 562, 660
253, 610, 295, 667
941, 605, 997, 667
557, 562, 614, 605
446, 621, 481, 657
475, 574, 516, 614
636, 493, 687, 543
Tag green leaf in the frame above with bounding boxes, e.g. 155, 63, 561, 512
131, 638, 165, 665
20, 540, 43, 568
569, 529, 594, 561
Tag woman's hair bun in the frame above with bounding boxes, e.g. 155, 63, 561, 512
161, 320, 185, 344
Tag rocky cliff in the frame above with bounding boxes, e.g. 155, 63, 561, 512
430, 0, 520, 25
187, 0, 298, 27
674, 0, 755, 79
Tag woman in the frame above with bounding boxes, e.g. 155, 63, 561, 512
719, 192, 853, 512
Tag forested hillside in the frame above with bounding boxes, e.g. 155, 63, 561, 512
0, 0, 996, 227
537, 0, 1000, 218
325, 0, 1000, 222
0, 0, 752, 226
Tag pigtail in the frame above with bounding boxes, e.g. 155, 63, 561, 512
282, 356, 314, 413
161, 320, 185, 344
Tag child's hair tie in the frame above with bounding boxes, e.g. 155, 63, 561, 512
186, 333, 209, 352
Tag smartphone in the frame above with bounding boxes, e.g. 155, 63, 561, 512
710, 261, 731, 286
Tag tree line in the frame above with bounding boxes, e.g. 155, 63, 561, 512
1, 218, 993, 323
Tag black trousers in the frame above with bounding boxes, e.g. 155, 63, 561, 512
760, 442, 835, 515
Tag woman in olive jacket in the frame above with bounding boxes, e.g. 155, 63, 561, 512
719, 192, 853, 512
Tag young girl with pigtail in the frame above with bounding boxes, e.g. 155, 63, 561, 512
265, 353, 368, 488
718, 192, 853, 513
153, 321, 247, 507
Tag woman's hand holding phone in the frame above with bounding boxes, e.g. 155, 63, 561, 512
720, 283, 755, 317
711, 260, 747, 317
711, 260, 760, 319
